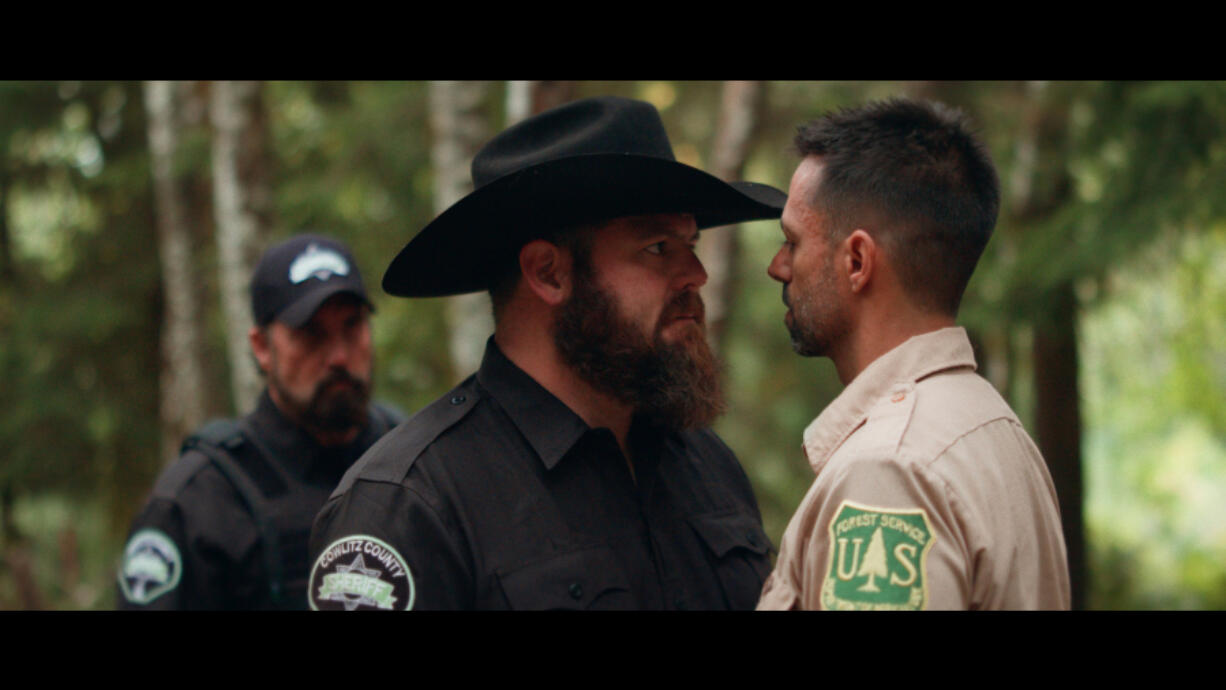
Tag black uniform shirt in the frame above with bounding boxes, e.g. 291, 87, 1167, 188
117, 390, 391, 610
308, 339, 773, 610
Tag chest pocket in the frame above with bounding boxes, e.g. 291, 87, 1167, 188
688, 512, 774, 610
496, 546, 634, 610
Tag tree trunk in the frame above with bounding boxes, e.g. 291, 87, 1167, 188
1033, 281, 1086, 610
145, 80, 210, 462
700, 80, 765, 355
430, 81, 494, 378
0, 163, 13, 286
507, 81, 576, 123
1007, 81, 1087, 608
210, 80, 274, 413
4, 542, 44, 610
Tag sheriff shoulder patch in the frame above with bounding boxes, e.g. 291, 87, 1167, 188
820, 500, 935, 610
309, 535, 415, 611
118, 528, 182, 605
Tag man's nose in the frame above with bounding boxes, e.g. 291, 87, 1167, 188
676, 246, 708, 291
767, 247, 789, 283
323, 334, 352, 369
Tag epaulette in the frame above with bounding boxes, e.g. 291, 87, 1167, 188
863, 382, 918, 458
356, 379, 481, 485
370, 401, 408, 434
151, 450, 212, 499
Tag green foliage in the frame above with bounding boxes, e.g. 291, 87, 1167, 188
4, 81, 1226, 609
1082, 226, 1226, 608
0, 493, 120, 610
1, 82, 160, 511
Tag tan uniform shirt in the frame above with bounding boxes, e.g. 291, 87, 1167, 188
758, 327, 1070, 610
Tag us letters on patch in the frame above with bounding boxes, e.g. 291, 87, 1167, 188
821, 501, 935, 610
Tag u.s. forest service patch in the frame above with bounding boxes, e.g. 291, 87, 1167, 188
821, 501, 936, 610
309, 535, 415, 611
118, 528, 182, 605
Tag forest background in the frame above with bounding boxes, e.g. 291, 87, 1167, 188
1, 80, 1224, 611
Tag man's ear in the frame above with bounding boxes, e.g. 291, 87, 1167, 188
249, 325, 271, 375
518, 240, 571, 306
843, 229, 877, 295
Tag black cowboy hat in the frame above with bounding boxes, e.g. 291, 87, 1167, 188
383, 96, 787, 297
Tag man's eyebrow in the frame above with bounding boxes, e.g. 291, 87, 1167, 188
633, 220, 698, 243
779, 218, 795, 239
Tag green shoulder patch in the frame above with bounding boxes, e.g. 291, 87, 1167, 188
821, 501, 935, 610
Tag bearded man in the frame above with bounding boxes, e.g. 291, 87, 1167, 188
118, 234, 404, 610
307, 96, 784, 610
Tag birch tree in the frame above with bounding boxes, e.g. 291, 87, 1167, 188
0, 165, 12, 286
145, 80, 209, 462
210, 80, 274, 412
699, 80, 765, 355
430, 80, 493, 378
507, 80, 575, 123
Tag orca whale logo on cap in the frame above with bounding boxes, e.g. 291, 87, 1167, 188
289, 243, 350, 284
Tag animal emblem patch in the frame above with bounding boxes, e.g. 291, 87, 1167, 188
821, 501, 935, 610
118, 529, 182, 605
309, 535, 415, 611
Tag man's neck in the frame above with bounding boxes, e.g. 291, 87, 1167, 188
495, 330, 635, 457
836, 308, 957, 386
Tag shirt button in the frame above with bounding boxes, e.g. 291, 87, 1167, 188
747, 532, 761, 548
568, 582, 583, 600
450, 395, 467, 405
891, 392, 906, 403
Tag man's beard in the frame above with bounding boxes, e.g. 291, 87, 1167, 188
783, 256, 849, 358
269, 364, 371, 438
553, 272, 725, 432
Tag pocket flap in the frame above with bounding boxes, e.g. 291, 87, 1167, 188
688, 512, 772, 559
496, 546, 632, 610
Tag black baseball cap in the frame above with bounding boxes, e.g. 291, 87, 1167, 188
250, 233, 373, 329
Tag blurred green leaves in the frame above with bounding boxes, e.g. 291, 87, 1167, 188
4, 81, 1226, 609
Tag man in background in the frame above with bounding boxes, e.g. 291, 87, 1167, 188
118, 233, 403, 609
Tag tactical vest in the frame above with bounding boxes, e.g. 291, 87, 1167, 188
182, 403, 404, 610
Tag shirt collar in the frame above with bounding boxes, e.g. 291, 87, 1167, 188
475, 337, 590, 471
801, 326, 977, 475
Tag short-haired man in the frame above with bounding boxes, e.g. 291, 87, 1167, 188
118, 234, 403, 609
757, 99, 1070, 610
307, 96, 783, 610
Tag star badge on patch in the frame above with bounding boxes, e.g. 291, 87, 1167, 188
820, 501, 935, 610
309, 535, 415, 611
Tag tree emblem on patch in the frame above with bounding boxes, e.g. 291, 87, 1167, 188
309, 535, 415, 611
821, 501, 935, 610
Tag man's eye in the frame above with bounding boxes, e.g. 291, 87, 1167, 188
646, 242, 665, 255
